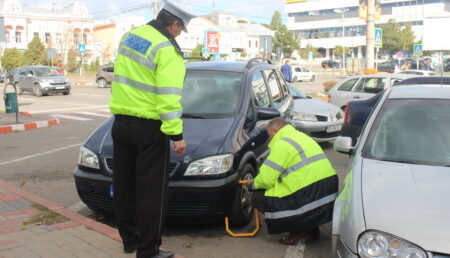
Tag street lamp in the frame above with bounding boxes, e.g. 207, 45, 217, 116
334, 8, 349, 71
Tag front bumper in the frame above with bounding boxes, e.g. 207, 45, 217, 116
73, 167, 239, 218
290, 120, 343, 142
41, 82, 71, 93
332, 236, 358, 258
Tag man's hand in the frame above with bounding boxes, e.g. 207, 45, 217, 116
172, 140, 186, 156
245, 179, 254, 186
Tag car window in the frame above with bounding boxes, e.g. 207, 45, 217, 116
251, 71, 270, 108
303, 68, 310, 72
429, 72, 436, 76
19, 69, 27, 76
354, 78, 385, 93
34, 67, 59, 77
263, 69, 284, 107
276, 70, 290, 98
181, 71, 243, 118
106, 67, 114, 73
338, 78, 359, 91
295, 67, 302, 72
391, 78, 403, 85
363, 99, 450, 167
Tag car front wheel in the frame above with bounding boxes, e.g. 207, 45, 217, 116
97, 78, 107, 88
228, 164, 255, 227
33, 84, 43, 97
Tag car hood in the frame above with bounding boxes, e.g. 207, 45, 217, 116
292, 98, 340, 115
86, 116, 235, 162
40, 76, 67, 81
362, 159, 450, 253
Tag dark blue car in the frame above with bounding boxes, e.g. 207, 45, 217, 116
74, 59, 293, 226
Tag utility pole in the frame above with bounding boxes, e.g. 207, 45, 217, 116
366, 0, 375, 69
153, 0, 158, 19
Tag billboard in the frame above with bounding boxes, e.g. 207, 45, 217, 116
205, 30, 232, 54
359, 0, 381, 20
423, 17, 450, 50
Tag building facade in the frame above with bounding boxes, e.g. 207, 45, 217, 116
286, 0, 450, 59
0, 0, 94, 65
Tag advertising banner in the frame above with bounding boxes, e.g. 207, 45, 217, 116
206, 31, 232, 54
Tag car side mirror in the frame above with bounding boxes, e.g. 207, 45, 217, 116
292, 95, 301, 100
256, 107, 281, 120
306, 95, 312, 99
334, 136, 354, 155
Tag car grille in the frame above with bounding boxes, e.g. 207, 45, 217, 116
310, 131, 341, 138
104, 158, 178, 176
50, 82, 66, 85
166, 202, 212, 216
315, 115, 328, 122
78, 191, 113, 211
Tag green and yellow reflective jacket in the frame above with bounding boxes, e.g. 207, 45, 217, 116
109, 24, 185, 139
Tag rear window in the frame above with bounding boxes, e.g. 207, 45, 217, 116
338, 78, 359, 91
363, 99, 450, 166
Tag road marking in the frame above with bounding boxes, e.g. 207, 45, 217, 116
18, 97, 37, 101
100, 109, 110, 112
76, 112, 111, 118
29, 105, 109, 114
62, 102, 95, 106
284, 240, 306, 258
0, 143, 82, 166
51, 114, 93, 121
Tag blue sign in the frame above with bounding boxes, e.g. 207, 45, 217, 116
77, 44, 86, 54
374, 28, 382, 48
413, 44, 423, 56
308, 51, 314, 61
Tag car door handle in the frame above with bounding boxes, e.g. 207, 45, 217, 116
353, 96, 361, 99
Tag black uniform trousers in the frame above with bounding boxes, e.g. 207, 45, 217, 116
112, 115, 170, 258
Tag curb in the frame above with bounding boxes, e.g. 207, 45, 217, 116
0, 118, 60, 135
0, 180, 122, 242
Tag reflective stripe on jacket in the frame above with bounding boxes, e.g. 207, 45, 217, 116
109, 24, 186, 138
253, 124, 338, 234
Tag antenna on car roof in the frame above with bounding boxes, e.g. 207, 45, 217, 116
245, 58, 273, 68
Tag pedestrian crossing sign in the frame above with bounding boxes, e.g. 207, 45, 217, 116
413, 44, 423, 56
374, 28, 382, 48
77, 44, 86, 54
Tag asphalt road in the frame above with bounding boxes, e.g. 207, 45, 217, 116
0, 77, 350, 258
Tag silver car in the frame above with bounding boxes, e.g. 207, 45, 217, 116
288, 85, 344, 142
328, 74, 413, 109
332, 85, 450, 258
15, 66, 71, 96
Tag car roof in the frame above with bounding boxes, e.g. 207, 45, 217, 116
346, 74, 413, 79
186, 61, 249, 72
394, 76, 450, 86
388, 85, 450, 99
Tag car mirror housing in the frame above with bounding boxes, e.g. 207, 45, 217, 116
256, 107, 281, 120
334, 136, 354, 154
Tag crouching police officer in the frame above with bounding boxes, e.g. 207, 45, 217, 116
109, 1, 197, 257
247, 118, 338, 245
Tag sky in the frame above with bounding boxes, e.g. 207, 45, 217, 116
21, 0, 286, 24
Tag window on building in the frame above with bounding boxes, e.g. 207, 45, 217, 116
5, 30, 10, 43
15, 31, 21, 43
45, 33, 51, 44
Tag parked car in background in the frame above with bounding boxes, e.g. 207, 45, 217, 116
333, 85, 450, 258
292, 66, 317, 82
96, 66, 114, 88
14, 66, 71, 96
288, 85, 343, 142
74, 59, 294, 226
321, 60, 339, 69
396, 70, 436, 76
327, 74, 413, 109
6, 68, 19, 83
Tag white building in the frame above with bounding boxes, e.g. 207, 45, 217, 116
285, 0, 450, 59
0, 0, 94, 64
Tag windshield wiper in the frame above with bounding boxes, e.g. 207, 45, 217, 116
377, 158, 417, 164
182, 113, 205, 119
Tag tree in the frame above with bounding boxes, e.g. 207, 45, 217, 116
382, 19, 415, 55
400, 23, 415, 53
1, 48, 23, 71
191, 44, 203, 57
333, 45, 351, 57
240, 52, 248, 58
269, 11, 300, 57
67, 48, 78, 72
23, 36, 46, 65
299, 43, 318, 59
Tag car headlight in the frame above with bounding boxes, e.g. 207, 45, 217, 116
292, 112, 318, 122
184, 154, 233, 176
358, 231, 427, 258
64, 78, 70, 83
78, 146, 100, 169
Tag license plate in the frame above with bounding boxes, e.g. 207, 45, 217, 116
109, 184, 114, 198
55, 86, 65, 89
326, 124, 342, 133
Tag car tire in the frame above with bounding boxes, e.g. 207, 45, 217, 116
15, 83, 23, 95
97, 78, 107, 88
228, 164, 255, 227
310, 75, 316, 82
63, 90, 70, 95
33, 84, 43, 97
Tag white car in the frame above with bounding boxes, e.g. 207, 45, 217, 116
292, 66, 316, 82
328, 74, 413, 109
396, 70, 436, 76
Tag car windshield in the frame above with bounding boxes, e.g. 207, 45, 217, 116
363, 99, 450, 166
288, 85, 307, 98
35, 67, 60, 77
181, 71, 243, 118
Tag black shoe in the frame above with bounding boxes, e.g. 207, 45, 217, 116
123, 245, 137, 253
150, 250, 174, 258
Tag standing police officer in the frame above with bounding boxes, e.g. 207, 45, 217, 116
109, 1, 197, 257
247, 118, 338, 245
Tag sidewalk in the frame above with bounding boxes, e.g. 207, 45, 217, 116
0, 112, 59, 135
0, 180, 183, 258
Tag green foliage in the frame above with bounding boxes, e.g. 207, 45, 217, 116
299, 44, 318, 59
334, 45, 351, 56
270, 11, 300, 57
237, 19, 249, 24
23, 36, 46, 65
67, 48, 79, 72
1, 48, 23, 71
191, 44, 203, 57
240, 52, 248, 58
382, 19, 415, 55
